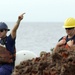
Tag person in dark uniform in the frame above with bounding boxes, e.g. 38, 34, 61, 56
0, 13, 25, 75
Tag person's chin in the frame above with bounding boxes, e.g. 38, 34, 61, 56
0, 36, 2, 38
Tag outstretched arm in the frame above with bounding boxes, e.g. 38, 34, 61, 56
11, 13, 25, 39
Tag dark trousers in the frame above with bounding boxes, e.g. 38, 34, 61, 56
0, 65, 13, 75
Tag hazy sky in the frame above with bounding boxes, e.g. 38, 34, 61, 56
0, 0, 75, 22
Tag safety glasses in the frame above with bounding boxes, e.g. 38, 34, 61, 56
65, 27, 74, 30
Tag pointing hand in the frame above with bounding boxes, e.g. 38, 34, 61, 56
18, 13, 25, 20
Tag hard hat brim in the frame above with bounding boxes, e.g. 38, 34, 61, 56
63, 26, 75, 28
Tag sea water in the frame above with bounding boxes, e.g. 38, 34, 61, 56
6, 22, 66, 56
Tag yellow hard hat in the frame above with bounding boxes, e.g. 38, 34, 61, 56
63, 17, 75, 28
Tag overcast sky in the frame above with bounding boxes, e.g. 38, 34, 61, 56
0, 0, 75, 22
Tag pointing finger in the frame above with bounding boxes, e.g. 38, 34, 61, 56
22, 13, 25, 16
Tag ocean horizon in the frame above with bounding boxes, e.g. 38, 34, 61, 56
6, 22, 66, 56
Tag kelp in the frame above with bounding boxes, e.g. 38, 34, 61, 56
12, 46, 75, 75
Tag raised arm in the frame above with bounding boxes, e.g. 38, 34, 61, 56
11, 13, 25, 39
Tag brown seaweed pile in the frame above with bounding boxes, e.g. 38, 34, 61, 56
12, 46, 75, 75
